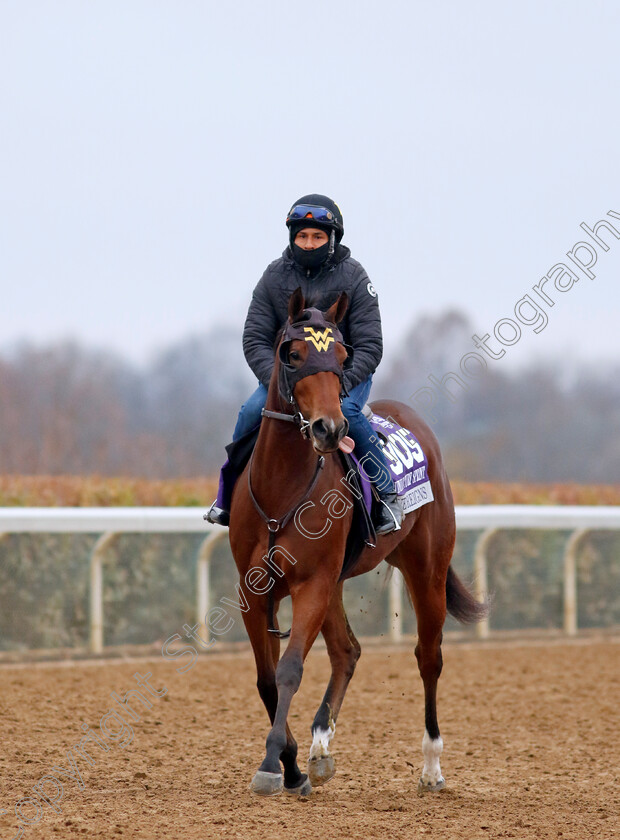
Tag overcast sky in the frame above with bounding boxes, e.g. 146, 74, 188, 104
1, 0, 618, 376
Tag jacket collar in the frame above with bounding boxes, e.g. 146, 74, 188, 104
282, 243, 351, 276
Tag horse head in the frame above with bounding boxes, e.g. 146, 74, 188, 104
276, 287, 353, 454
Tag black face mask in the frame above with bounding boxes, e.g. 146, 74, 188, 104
291, 241, 331, 269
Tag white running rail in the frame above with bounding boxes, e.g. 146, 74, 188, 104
1, 505, 619, 651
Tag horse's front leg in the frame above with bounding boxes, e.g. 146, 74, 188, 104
250, 582, 331, 797
308, 582, 361, 786
239, 589, 305, 797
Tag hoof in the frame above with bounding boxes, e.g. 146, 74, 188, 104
308, 755, 336, 786
250, 770, 284, 796
284, 774, 312, 796
417, 777, 445, 793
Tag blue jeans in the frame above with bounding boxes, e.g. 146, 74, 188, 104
232, 382, 269, 441
232, 377, 395, 494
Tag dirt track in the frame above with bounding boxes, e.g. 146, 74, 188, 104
1, 639, 618, 839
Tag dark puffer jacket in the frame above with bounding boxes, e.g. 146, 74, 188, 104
242, 244, 383, 391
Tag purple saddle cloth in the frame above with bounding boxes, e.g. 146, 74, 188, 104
367, 412, 434, 514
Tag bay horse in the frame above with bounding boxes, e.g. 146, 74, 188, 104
228, 287, 487, 797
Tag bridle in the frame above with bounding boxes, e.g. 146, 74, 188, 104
245, 306, 354, 638
261, 406, 311, 438
248, 305, 351, 525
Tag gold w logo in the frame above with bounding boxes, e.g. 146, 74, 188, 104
303, 326, 335, 352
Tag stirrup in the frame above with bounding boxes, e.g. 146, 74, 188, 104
204, 500, 230, 527
374, 493, 404, 535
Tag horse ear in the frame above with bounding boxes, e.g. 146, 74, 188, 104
325, 292, 349, 325
288, 287, 306, 322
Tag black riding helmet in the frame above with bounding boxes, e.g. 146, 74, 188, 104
286, 194, 344, 270
286, 193, 345, 242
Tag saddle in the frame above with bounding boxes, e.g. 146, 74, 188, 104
215, 407, 434, 578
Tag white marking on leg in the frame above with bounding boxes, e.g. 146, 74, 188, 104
420, 730, 444, 787
309, 720, 336, 760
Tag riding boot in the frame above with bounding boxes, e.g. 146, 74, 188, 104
204, 500, 230, 527
374, 487, 404, 535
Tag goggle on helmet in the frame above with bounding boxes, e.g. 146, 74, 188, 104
285, 203, 344, 240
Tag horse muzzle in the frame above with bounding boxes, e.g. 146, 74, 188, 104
310, 416, 349, 454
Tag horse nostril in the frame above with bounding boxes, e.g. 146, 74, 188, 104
311, 419, 328, 440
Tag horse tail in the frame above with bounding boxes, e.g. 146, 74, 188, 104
445, 565, 490, 624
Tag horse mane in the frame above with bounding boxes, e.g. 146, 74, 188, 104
305, 292, 342, 320
303, 292, 322, 309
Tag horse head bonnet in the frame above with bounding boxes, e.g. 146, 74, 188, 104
277, 307, 354, 403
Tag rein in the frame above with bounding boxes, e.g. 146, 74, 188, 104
247, 445, 325, 537
247, 408, 326, 639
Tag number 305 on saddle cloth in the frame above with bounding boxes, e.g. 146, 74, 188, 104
369, 413, 434, 514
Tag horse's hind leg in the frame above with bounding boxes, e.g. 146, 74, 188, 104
308, 582, 361, 786
391, 527, 452, 793
242, 597, 307, 796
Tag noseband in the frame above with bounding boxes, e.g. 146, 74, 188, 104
260, 406, 312, 438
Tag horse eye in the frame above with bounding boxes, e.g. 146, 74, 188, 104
289, 351, 301, 362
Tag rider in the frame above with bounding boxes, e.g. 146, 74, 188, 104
207, 193, 404, 535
